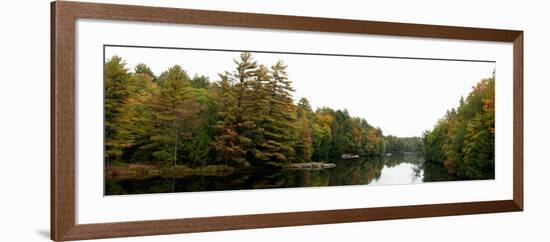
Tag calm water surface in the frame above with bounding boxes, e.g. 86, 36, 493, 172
106, 154, 457, 195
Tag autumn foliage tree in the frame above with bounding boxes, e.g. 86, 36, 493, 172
422, 76, 495, 179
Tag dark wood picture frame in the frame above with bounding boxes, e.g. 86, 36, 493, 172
51, 1, 523, 241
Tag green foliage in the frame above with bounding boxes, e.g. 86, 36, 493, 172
134, 63, 155, 79
422, 120, 447, 162
295, 98, 314, 161
308, 108, 386, 159
422, 76, 495, 179
183, 129, 211, 166
297, 97, 312, 116
295, 114, 313, 161
153, 150, 172, 163
385, 136, 423, 154
190, 74, 212, 89
311, 110, 332, 160
156, 65, 190, 86
255, 61, 298, 164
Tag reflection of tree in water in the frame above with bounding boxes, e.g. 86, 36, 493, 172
384, 154, 423, 168
105, 154, 463, 195
251, 169, 332, 189
105, 177, 174, 195
327, 158, 385, 185
252, 158, 387, 188
251, 171, 296, 189
384, 154, 424, 182
175, 176, 211, 192
415, 160, 457, 182
105, 180, 127, 195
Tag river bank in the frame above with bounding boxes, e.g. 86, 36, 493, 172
106, 161, 338, 180
106, 163, 235, 180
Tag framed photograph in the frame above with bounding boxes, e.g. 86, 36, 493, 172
51, 1, 523, 241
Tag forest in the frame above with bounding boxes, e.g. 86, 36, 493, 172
422, 75, 495, 179
104, 52, 423, 176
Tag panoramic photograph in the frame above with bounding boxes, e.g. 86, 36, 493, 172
104, 45, 495, 195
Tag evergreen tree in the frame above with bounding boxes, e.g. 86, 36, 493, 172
258, 60, 297, 163
116, 72, 158, 163
182, 128, 211, 166
134, 63, 155, 79
297, 97, 312, 118
104, 56, 132, 163
294, 98, 314, 161
245, 64, 272, 162
156, 64, 190, 85
148, 65, 201, 166
212, 53, 258, 166
212, 74, 246, 165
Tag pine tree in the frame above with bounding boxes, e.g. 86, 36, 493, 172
244, 64, 273, 162
134, 63, 155, 79
297, 97, 312, 118
104, 56, 132, 164
212, 53, 258, 166
295, 97, 314, 161
114, 72, 158, 163
212, 73, 246, 165
148, 65, 201, 166
258, 60, 297, 163
156, 64, 190, 86
183, 128, 211, 166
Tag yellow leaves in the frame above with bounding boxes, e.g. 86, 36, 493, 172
315, 112, 334, 126
482, 97, 494, 111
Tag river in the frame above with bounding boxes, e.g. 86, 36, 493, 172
105, 154, 458, 195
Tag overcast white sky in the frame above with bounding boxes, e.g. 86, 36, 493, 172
105, 46, 495, 137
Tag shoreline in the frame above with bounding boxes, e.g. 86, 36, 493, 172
106, 163, 235, 180
105, 162, 338, 180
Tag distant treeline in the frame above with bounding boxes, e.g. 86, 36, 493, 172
422, 76, 495, 179
105, 52, 421, 168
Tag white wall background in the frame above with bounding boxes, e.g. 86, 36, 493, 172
0, 0, 547, 241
